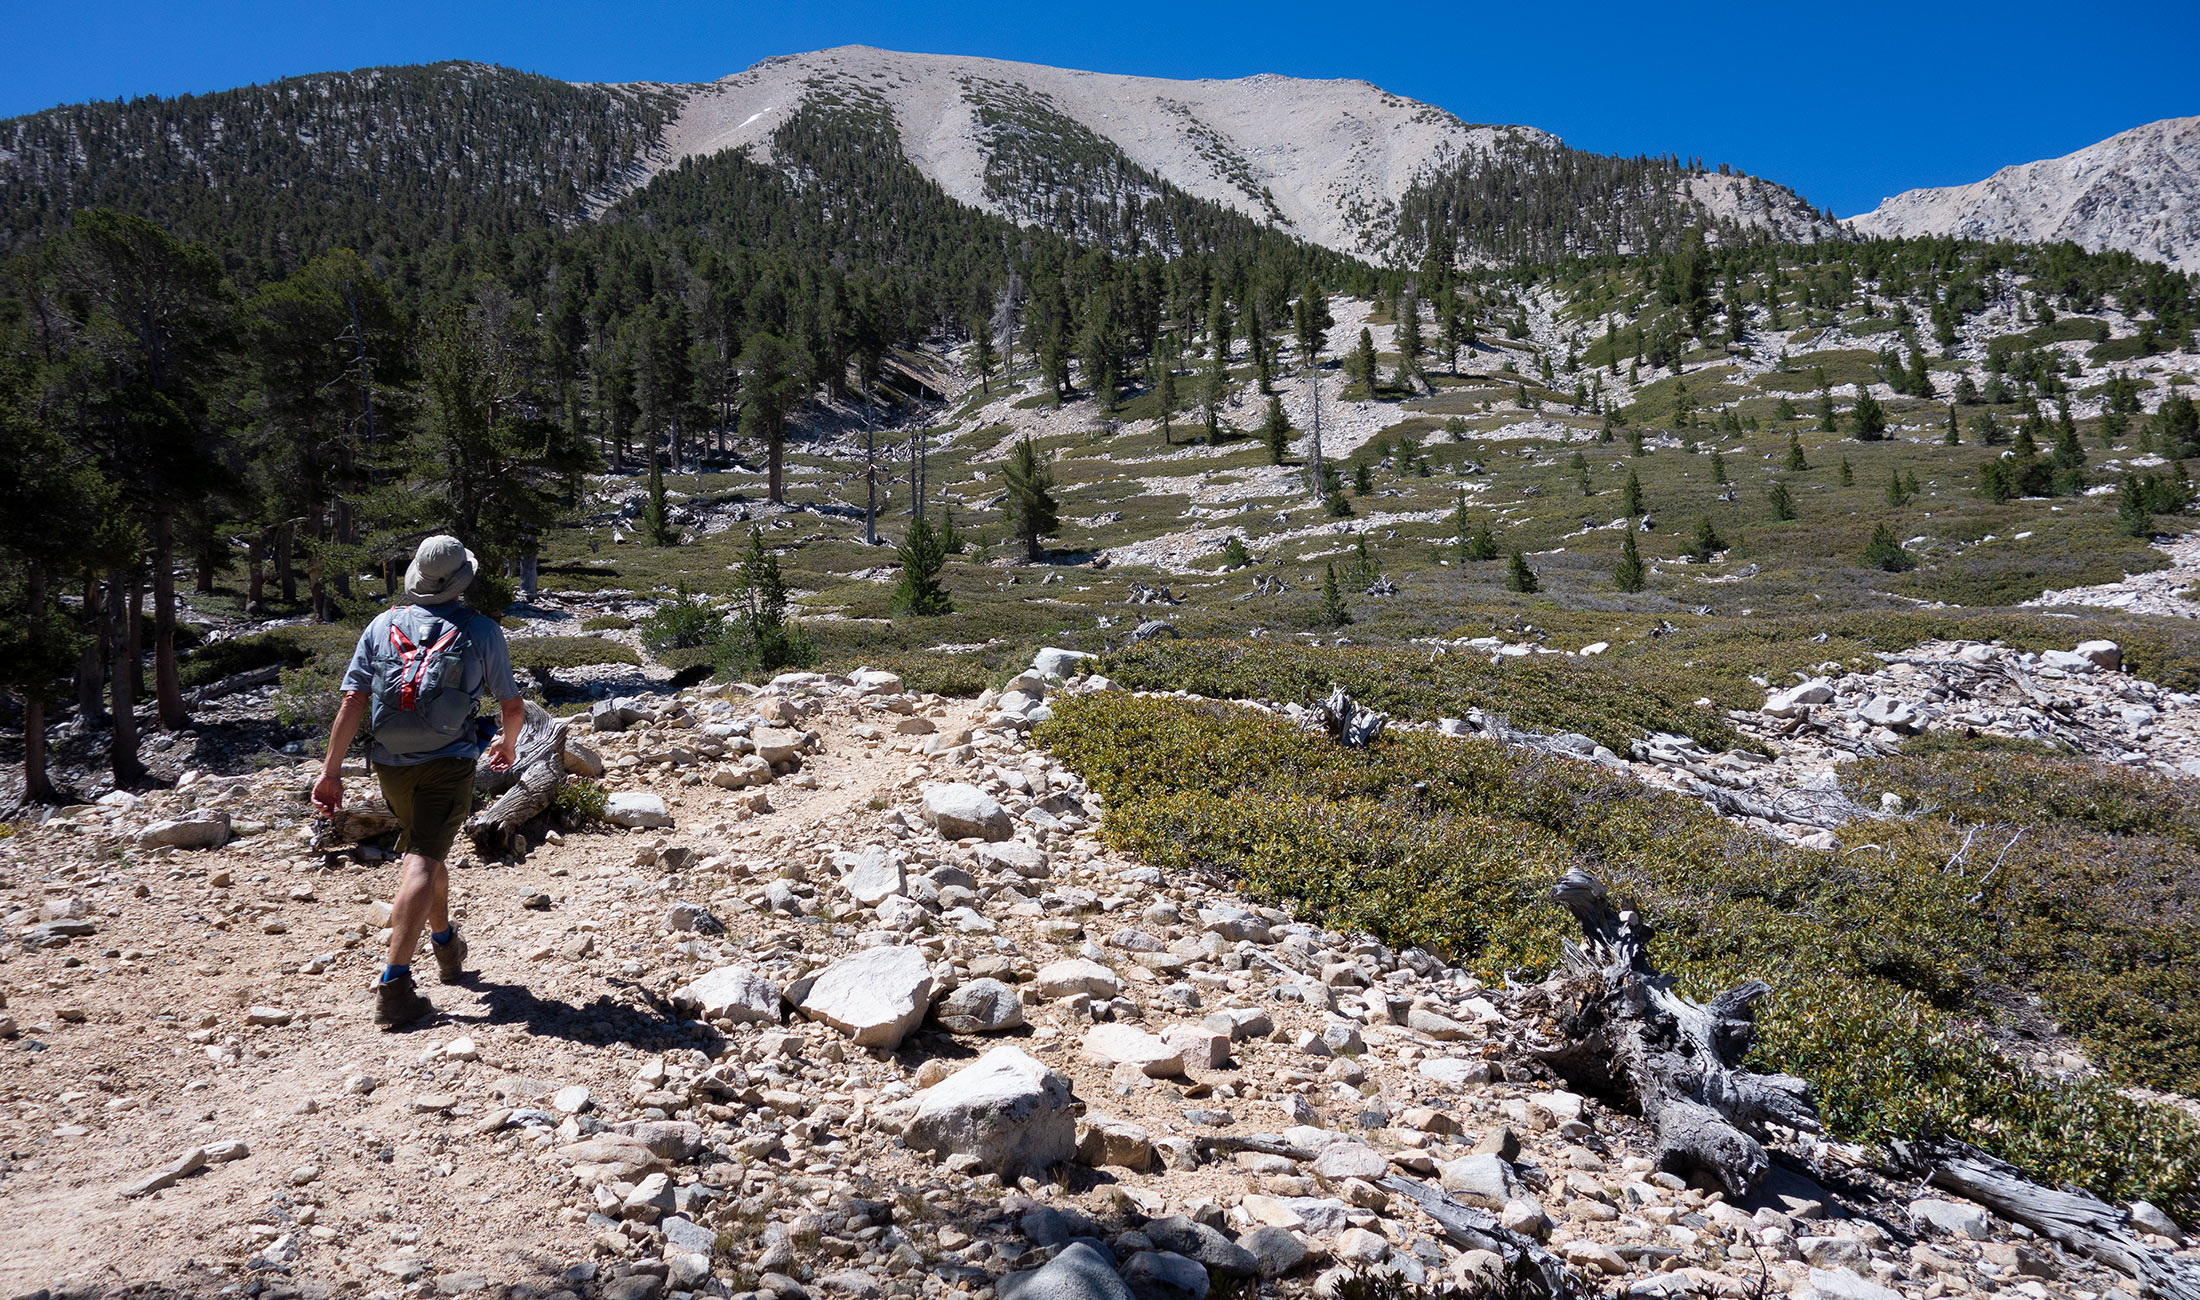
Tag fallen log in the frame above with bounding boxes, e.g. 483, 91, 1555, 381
464, 700, 568, 858
1510, 869, 1820, 1197
1894, 1141, 2200, 1300
1380, 1174, 1574, 1298
1321, 685, 1387, 747
184, 663, 282, 707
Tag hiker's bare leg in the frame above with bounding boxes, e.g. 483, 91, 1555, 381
386, 854, 449, 968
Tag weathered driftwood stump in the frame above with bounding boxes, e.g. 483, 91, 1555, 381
464, 701, 569, 858
1896, 1141, 2200, 1300
1321, 685, 1387, 747
1513, 869, 1820, 1197
311, 799, 401, 849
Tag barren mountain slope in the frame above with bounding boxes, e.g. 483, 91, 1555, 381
652, 45, 1826, 256
1849, 116, 2200, 271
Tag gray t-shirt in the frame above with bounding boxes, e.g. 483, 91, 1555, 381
341, 601, 519, 766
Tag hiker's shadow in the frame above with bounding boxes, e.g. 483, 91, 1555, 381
452, 976, 725, 1055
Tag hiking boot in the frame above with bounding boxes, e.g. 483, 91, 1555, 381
431, 929, 468, 985
374, 972, 432, 1028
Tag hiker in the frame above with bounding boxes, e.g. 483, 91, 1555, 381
309, 536, 521, 1028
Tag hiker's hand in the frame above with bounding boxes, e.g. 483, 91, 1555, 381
310, 772, 344, 814
488, 737, 516, 771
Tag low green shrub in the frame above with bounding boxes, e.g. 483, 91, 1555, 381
550, 778, 608, 822
580, 614, 635, 632
506, 636, 641, 673
1097, 639, 1744, 754
1037, 693, 2200, 1219
638, 595, 724, 653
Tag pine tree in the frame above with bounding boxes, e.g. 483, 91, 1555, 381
1262, 393, 1289, 465
1623, 468, 1644, 517
726, 526, 814, 673
1688, 516, 1725, 562
1711, 450, 1730, 484
1001, 436, 1059, 563
1464, 519, 1499, 562
1839, 458, 1855, 487
1885, 471, 1909, 507
1351, 327, 1379, 395
890, 512, 953, 616
2115, 476, 2155, 538
1861, 522, 1915, 572
1395, 292, 1423, 382
1613, 527, 1646, 593
1505, 550, 1539, 593
1155, 346, 1179, 445
643, 447, 677, 545
1220, 535, 1251, 568
1319, 561, 1353, 627
1786, 433, 1809, 471
972, 327, 998, 395
1629, 425, 1646, 457
1944, 405, 1961, 445
1353, 462, 1373, 494
1768, 480, 1798, 521
1851, 390, 1888, 440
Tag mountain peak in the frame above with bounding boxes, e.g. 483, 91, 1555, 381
1849, 116, 2200, 272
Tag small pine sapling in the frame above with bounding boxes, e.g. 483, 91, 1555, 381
1505, 550, 1539, 593
1861, 521, 1916, 571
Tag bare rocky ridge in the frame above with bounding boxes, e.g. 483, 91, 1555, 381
644, 46, 1829, 257
1848, 117, 2200, 273
4, 652, 2197, 1300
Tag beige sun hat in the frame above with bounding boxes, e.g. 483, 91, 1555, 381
402, 535, 478, 604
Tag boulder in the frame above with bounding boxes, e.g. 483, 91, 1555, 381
1075, 1116, 1155, 1171
923, 783, 1013, 841
1120, 1251, 1207, 1300
997, 1242, 1133, 1300
137, 813, 231, 850
1792, 1269, 1905, 1300
1909, 1199, 1991, 1240
1763, 678, 1836, 718
1035, 958, 1123, 1000
559, 1134, 662, 1183
934, 978, 1025, 1034
796, 946, 933, 1048
1855, 695, 1921, 733
605, 792, 672, 828
1032, 647, 1095, 680
751, 727, 806, 764
1081, 1024, 1184, 1077
671, 965, 783, 1025
1141, 1217, 1259, 1280
1237, 1227, 1308, 1280
612, 1119, 705, 1162
1312, 1143, 1389, 1182
1158, 1024, 1231, 1070
1437, 1154, 1520, 1208
905, 1046, 1075, 1178
2073, 639, 2122, 671
845, 848, 907, 906
977, 840, 1051, 878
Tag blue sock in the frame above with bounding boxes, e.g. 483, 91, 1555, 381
431, 928, 453, 946
380, 964, 410, 984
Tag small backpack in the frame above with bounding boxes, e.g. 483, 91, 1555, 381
366, 605, 479, 756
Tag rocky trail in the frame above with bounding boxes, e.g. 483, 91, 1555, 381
2, 659, 2195, 1300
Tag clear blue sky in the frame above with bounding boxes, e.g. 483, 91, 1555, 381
6, 0, 2195, 218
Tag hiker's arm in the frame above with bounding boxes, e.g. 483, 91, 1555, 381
312, 691, 369, 813
489, 696, 524, 770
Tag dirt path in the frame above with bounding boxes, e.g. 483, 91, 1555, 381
0, 694, 984, 1297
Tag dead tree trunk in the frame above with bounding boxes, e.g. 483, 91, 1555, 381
1894, 1142, 2200, 1300
1381, 1174, 1574, 1298
1511, 869, 1820, 1197
1320, 685, 1387, 747
464, 701, 568, 858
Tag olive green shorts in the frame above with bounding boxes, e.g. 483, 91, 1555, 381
372, 757, 477, 861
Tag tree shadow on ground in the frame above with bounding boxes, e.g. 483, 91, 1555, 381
455, 976, 725, 1055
